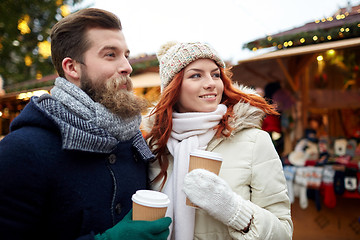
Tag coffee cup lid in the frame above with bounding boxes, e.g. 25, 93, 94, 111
132, 190, 170, 208
190, 149, 223, 161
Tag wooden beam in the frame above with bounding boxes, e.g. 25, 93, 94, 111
276, 58, 297, 92
301, 67, 310, 130
287, 54, 317, 94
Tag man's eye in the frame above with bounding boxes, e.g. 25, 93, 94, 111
106, 52, 115, 57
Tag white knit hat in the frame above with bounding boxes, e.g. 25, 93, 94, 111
157, 41, 226, 92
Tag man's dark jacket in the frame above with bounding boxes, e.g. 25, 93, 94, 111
0, 98, 149, 239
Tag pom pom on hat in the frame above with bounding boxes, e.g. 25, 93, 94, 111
157, 41, 226, 92
157, 41, 178, 60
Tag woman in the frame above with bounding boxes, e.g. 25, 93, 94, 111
143, 42, 293, 239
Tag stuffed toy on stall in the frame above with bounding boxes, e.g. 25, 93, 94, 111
288, 138, 319, 167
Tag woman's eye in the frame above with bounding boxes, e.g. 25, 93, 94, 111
212, 73, 220, 78
190, 73, 201, 78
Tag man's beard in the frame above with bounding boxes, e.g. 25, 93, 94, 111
80, 73, 149, 119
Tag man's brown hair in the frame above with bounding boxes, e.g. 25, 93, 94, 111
50, 8, 122, 77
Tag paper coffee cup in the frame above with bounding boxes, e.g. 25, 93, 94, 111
186, 149, 223, 207
132, 190, 170, 221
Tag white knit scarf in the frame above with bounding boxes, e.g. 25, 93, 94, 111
164, 104, 227, 240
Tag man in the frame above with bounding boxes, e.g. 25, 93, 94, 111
0, 8, 171, 240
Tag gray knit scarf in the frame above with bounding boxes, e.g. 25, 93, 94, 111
34, 77, 153, 161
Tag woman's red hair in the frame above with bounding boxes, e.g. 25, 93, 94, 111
146, 67, 278, 189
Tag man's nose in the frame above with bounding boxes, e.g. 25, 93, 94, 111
118, 57, 133, 75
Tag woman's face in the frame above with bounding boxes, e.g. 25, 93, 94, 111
177, 59, 224, 113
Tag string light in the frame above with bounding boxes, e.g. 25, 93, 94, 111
17, 90, 49, 100
24, 55, 32, 66
60, 5, 70, 17
56, 0, 63, 6
17, 15, 31, 35
246, 21, 359, 51
326, 49, 336, 57
36, 71, 43, 80
38, 40, 51, 59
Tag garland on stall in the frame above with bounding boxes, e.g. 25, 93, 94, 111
244, 22, 360, 51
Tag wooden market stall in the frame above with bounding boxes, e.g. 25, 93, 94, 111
232, 37, 360, 154
232, 5, 360, 239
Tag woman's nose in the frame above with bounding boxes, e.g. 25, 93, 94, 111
203, 75, 216, 89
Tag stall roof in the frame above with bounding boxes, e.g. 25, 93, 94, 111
131, 72, 160, 88
238, 37, 360, 64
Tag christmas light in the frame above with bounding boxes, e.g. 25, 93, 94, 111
36, 71, 43, 80
38, 40, 51, 59
243, 14, 360, 51
24, 55, 32, 66
326, 49, 335, 56
56, 0, 63, 6
17, 15, 31, 35
12, 40, 19, 47
60, 5, 70, 17
17, 90, 49, 100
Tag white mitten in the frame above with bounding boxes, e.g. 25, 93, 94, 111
183, 169, 253, 231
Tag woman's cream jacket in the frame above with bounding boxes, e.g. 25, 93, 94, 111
144, 85, 293, 240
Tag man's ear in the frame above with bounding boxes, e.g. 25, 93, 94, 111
62, 57, 81, 85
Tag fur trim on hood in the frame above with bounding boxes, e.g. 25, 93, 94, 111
228, 84, 265, 136
141, 84, 265, 137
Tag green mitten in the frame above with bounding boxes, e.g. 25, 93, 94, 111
94, 209, 171, 240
